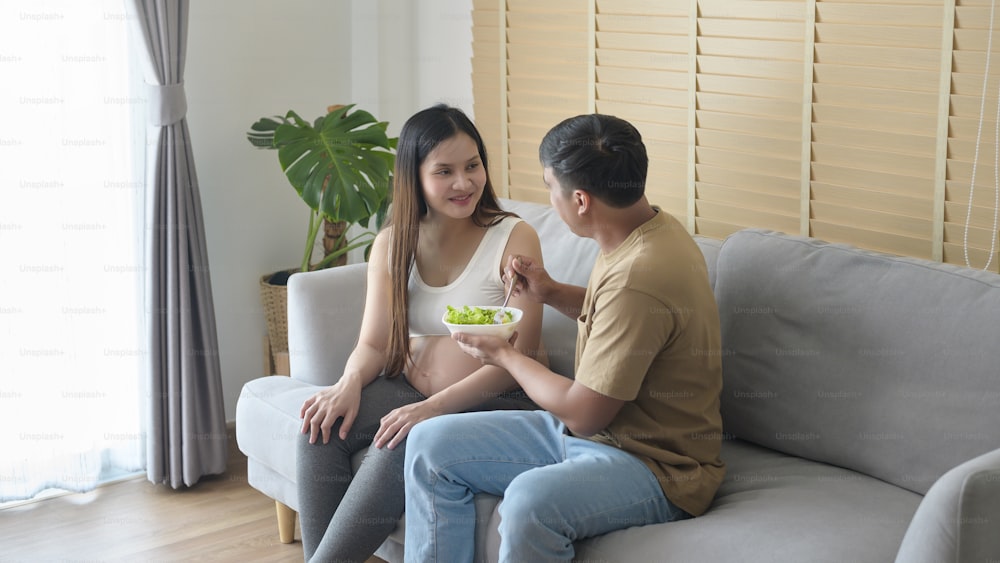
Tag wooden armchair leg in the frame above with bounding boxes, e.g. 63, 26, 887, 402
275, 500, 297, 544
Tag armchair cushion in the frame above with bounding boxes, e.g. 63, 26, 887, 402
236, 375, 316, 505
287, 262, 367, 386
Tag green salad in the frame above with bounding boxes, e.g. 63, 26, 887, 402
445, 305, 512, 325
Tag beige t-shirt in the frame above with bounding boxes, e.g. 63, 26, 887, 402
574, 209, 725, 516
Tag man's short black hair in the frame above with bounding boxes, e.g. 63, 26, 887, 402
538, 114, 648, 208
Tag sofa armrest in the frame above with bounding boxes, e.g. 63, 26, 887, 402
895, 447, 1000, 563
287, 263, 368, 387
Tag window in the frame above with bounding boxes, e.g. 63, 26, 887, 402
0, 1, 145, 502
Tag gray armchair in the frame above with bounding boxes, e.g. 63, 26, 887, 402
236, 262, 366, 544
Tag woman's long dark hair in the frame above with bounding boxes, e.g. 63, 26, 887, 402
383, 105, 514, 377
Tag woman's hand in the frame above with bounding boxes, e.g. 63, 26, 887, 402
373, 400, 444, 450
299, 377, 363, 445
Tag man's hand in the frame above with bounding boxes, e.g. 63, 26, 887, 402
505, 255, 553, 304
507, 254, 586, 320
453, 332, 519, 367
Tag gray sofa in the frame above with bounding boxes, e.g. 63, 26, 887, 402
236, 198, 1000, 562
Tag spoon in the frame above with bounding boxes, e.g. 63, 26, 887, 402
494, 273, 519, 324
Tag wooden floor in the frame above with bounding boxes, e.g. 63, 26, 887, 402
0, 424, 386, 562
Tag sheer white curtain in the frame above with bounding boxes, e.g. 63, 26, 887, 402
0, 1, 146, 501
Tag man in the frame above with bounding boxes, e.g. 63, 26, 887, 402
403, 113, 725, 562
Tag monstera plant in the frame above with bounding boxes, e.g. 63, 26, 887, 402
247, 104, 396, 374
247, 104, 397, 272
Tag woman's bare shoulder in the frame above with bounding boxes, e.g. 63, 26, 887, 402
507, 219, 543, 261
366, 228, 393, 271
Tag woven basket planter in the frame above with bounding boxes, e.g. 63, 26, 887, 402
260, 269, 295, 359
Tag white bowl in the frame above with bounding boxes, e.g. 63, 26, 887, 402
441, 306, 523, 339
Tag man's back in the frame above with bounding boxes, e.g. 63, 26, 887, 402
573, 209, 725, 517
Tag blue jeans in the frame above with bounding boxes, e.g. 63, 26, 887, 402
404, 410, 691, 562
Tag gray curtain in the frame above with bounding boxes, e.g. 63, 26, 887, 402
127, 0, 228, 487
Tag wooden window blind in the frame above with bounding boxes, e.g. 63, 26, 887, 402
470, 0, 1000, 273
695, 0, 807, 239
506, 0, 591, 203
810, 0, 943, 259
595, 0, 691, 225
471, 0, 505, 190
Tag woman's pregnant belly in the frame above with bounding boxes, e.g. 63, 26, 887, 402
405, 334, 483, 397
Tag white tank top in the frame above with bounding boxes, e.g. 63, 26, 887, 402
407, 216, 522, 337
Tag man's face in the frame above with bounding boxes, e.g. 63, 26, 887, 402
543, 167, 578, 234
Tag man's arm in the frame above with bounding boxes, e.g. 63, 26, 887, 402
508, 255, 586, 320
453, 334, 624, 437
541, 280, 587, 320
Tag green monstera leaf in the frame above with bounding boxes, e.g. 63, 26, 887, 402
249, 104, 395, 225
248, 104, 397, 271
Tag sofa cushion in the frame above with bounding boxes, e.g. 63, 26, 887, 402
288, 263, 368, 386
237, 375, 378, 512
694, 234, 722, 289
574, 439, 921, 563
236, 376, 318, 490
714, 229, 1000, 494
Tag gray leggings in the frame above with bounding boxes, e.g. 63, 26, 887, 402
296, 374, 535, 563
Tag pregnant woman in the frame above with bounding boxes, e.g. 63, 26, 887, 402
296, 105, 544, 562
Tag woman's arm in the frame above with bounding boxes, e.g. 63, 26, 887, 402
300, 230, 393, 444
339, 230, 395, 387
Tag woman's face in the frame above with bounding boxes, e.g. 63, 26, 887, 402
418, 132, 486, 220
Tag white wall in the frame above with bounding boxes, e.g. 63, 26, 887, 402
350, 0, 476, 133
186, 0, 474, 420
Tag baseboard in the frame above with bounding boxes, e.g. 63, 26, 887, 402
226, 420, 244, 462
